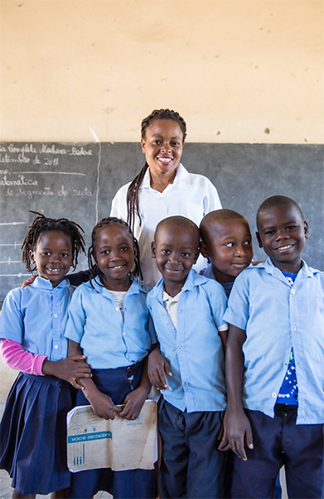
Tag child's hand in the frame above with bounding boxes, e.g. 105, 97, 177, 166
119, 386, 147, 420
42, 355, 92, 390
22, 275, 37, 288
89, 390, 121, 420
148, 349, 172, 391
218, 408, 254, 461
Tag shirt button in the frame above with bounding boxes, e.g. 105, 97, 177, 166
178, 346, 182, 351
184, 382, 188, 387
115, 307, 119, 311
123, 332, 126, 336
292, 326, 296, 331
54, 314, 58, 318
272, 392, 276, 398
54, 345, 58, 349
291, 289, 296, 295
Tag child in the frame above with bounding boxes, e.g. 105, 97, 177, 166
0, 212, 91, 498
64, 216, 157, 499
201, 209, 285, 499
221, 195, 324, 499
147, 215, 228, 498
199, 209, 253, 297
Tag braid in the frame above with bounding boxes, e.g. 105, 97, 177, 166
88, 216, 143, 286
21, 210, 85, 273
126, 109, 187, 230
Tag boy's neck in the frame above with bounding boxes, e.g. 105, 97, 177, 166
163, 282, 183, 297
212, 266, 235, 284
270, 258, 303, 274
163, 273, 190, 297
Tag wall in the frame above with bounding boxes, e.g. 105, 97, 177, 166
0, 0, 323, 144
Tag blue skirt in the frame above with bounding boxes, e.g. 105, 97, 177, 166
68, 362, 157, 499
0, 372, 73, 495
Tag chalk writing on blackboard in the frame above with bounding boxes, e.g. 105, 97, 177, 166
0, 142, 101, 301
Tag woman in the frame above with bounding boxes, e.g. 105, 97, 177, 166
110, 109, 222, 287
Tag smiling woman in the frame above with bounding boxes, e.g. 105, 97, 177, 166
110, 109, 222, 287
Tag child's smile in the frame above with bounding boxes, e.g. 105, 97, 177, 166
257, 204, 309, 273
94, 225, 135, 291
152, 224, 199, 296
201, 218, 253, 283
29, 231, 73, 287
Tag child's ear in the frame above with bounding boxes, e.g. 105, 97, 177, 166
151, 241, 156, 259
304, 221, 309, 239
29, 249, 36, 264
256, 232, 263, 248
200, 241, 208, 259
193, 246, 201, 265
92, 250, 98, 266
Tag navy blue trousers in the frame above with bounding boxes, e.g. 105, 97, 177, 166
158, 398, 225, 498
231, 405, 324, 499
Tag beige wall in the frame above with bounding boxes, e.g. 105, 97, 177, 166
0, 0, 323, 144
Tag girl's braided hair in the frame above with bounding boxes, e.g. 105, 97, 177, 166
21, 211, 85, 273
88, 216, 143, 285
126, 109, 187, 231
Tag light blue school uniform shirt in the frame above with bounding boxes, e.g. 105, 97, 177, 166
0, 276, 74, 361
65, 277, 156, 369
223, 258, 324, 425
147, 269, 228, 413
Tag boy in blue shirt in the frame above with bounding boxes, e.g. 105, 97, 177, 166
200, 209, 283, 499
199, 209, 253, 297
147, 216, 228, 498
221, 195, 324, 499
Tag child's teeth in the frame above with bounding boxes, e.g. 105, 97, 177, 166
279, 245, 291, 250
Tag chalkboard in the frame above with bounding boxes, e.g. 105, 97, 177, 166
1, 141, 323, 302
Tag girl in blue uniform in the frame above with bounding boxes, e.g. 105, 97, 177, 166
65, 216, 157, 499
0, 212, 91, 499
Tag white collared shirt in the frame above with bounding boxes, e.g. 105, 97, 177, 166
111, 164, 222, 288
163, 290, 182, 330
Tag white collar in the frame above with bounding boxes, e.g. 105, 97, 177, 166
141, 163, 189, 189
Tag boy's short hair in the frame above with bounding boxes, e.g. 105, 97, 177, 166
256, 195, 304, 229
155, 216, 200, 245
200, 209, 248, 241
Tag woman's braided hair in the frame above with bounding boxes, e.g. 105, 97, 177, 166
126, 109, 187, 231
21, 211, 85, 273
87, 216, 143, 285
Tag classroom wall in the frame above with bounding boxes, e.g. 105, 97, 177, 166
1, 0, 323, 144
